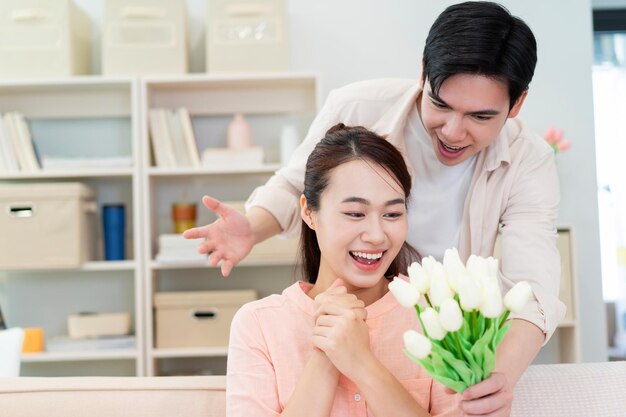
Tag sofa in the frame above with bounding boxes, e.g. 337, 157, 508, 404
1, 362, 625, 417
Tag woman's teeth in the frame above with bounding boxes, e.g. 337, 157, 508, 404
350, 251, 383, 260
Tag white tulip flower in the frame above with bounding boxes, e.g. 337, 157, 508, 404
458, 275, 482, 311
486, 256, 499, 281
479, 282, 504, 318
403, 330, 432, 359
407, 262, 430, 294
420, 307, 447, 340
443, 248, 465, 292
503, 281, 533, 313
466, 254, 489, 281
421, 256, 445, 280
439, 299, 464, 332
429, 274, 453, 307
389, 277, 421, 308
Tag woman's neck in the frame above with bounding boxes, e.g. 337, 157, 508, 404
307, 269, 390, 307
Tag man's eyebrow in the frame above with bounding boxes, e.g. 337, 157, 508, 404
427, 91, 501, 116
341, 197, 406, 206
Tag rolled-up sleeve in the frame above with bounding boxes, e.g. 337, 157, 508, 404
499, 146, 566, 344
226, 304, 281, 416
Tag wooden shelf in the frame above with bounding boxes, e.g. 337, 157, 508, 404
151, 258, 296, 270
4, 261, 136, 273
0, 169, 134, 180
21, 349, 138, 363
147, 164, 281, 177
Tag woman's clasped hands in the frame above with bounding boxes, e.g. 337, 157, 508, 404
312, 279, 373, 379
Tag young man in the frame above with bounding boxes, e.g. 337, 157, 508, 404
185, 2, 564, 416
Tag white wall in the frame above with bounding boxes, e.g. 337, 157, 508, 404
76, 0, 606, 362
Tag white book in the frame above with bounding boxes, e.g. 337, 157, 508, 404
0, 116, 19, 173
166, 109, 190, 167
3, 114, 29, 171
13, 112, 41, 171
148, 109, 176, 168
46, 335, 136, 352
178, 108, 201, 168
201, 146, 265, 168
158, 233, 202, 249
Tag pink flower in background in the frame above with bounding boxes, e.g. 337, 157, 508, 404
544, 128, 571, 154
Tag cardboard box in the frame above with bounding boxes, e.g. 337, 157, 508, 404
102, 0, 187, 75
154, 290, 256, 348
0, 182, 97, 269
67, 312, 131, 339
0, 0, 90, 78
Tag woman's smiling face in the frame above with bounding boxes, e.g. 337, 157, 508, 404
302, 159, 408, 298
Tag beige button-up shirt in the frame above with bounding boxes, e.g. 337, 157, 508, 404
247, 78, 565, 341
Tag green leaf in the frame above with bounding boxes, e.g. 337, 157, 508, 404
493, 321, 511, 350
461, 311, 472, 341
405, 349, 468, 394
470, 324, 496, 379
482, 343, 496, 376
428, 373, 468, 394
432, 342, 475, 387
431, 349, 459, 381
460, 343, 483, 382
477, 313, 485, 342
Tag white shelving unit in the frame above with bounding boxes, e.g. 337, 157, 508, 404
494, 226, 581, 363
0, 77, 144, 376
140, 74, 318, 376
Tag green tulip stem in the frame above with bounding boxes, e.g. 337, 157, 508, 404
499, 310, 510, 329
415, 305, 429, 339
471, 311, 478, 342
424, 293, 433, 308
453, 332, 464, 360
442, 338, 454, 353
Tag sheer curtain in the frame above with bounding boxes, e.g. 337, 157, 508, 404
593, 52, 626, 350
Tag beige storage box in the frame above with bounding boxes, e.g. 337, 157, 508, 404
155, 290, 256, 348
206, 0, 289, 73
67, 312, 132, 339
0, 182, 96, 269
103, 0, 187, 75
0, 0, 90, 78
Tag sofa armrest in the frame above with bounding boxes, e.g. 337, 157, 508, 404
0, 376, 226, 417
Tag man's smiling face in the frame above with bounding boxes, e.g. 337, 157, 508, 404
419, 73, 526, 166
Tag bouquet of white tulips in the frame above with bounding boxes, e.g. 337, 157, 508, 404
389, 248, 532, 394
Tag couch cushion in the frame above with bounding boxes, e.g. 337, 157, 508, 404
512, 361, 626, 417
0, 376, 226, 417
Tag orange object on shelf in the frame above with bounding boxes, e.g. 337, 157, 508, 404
22, 327, 44, 353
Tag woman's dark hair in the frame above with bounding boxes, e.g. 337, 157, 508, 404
422, 1, 537, 109
300, 123, 420, 284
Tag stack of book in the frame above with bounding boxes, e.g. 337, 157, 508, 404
148, 108, 201, 168
46, 335, 136, 352
0, 112, 40, 174
155, 233, 207, 263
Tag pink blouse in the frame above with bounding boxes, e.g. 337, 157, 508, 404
226, 281, 460, 416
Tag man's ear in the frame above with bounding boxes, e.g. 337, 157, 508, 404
300, 194, 314, 229
508, 90, 528, 119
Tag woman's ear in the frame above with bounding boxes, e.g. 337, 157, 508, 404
300, 194, 315, 229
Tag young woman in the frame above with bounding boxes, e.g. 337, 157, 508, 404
226, 124, 458, 416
